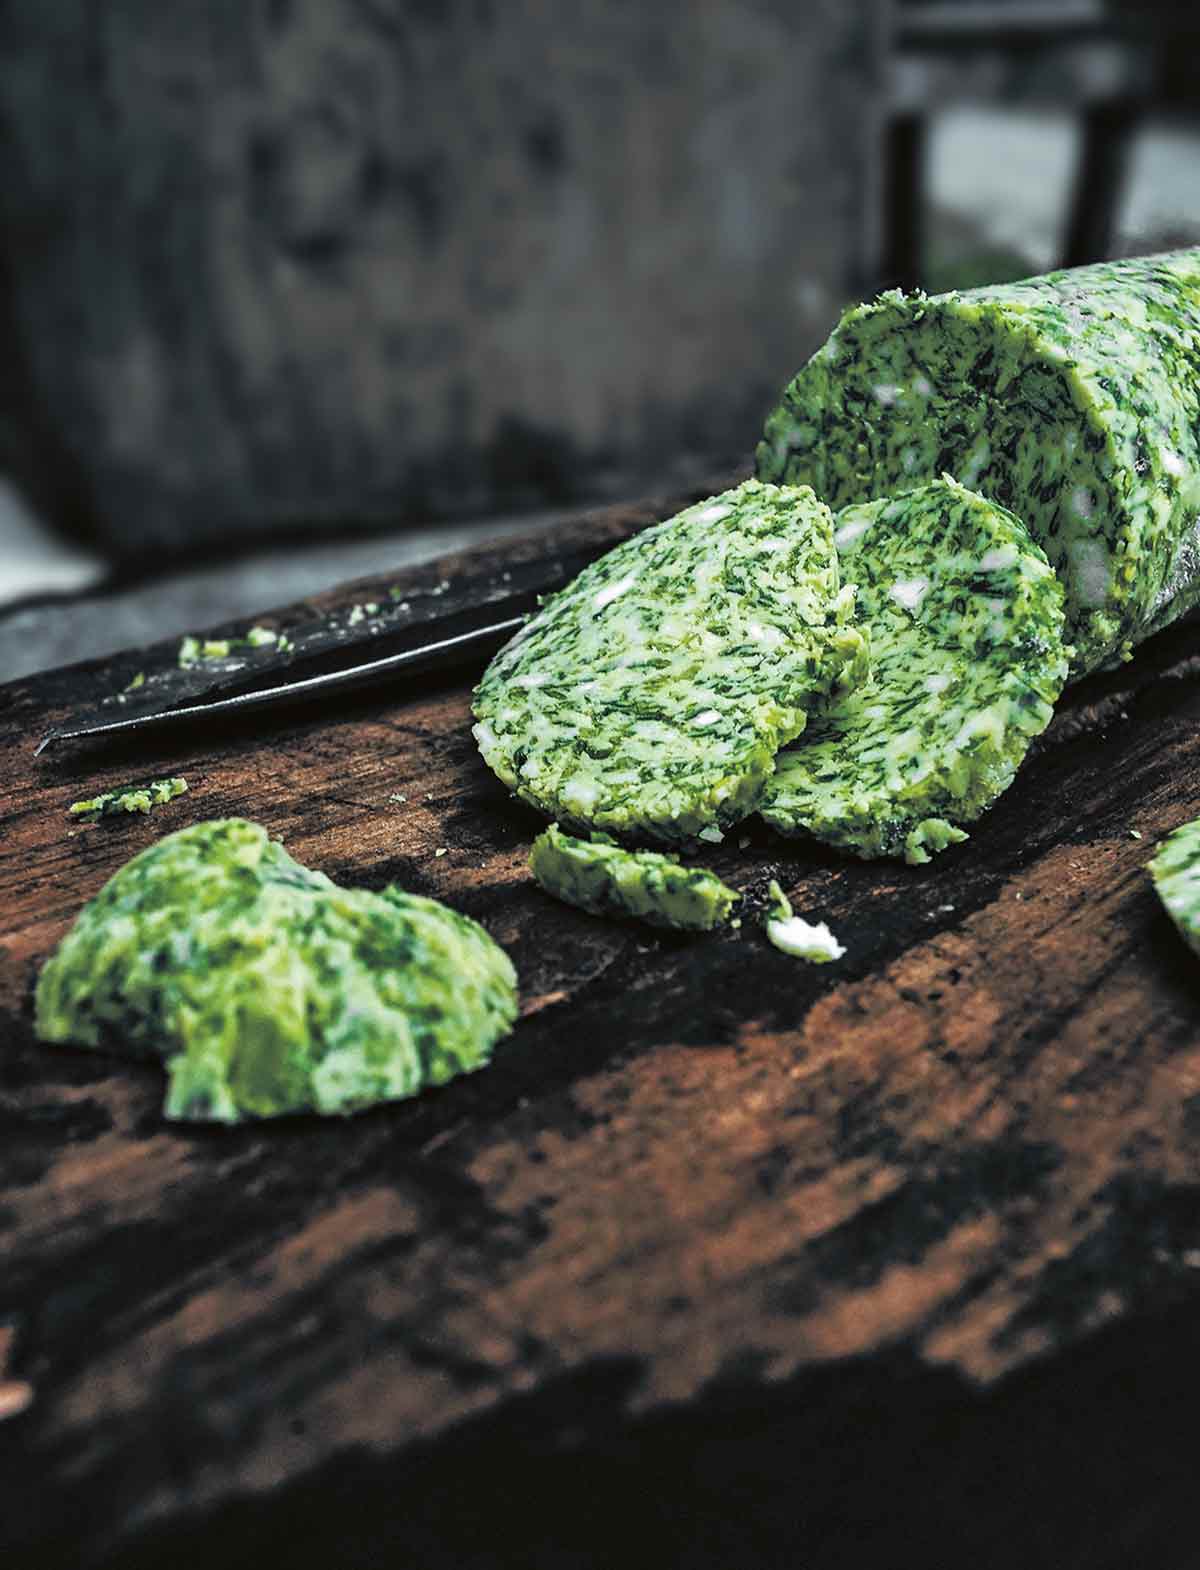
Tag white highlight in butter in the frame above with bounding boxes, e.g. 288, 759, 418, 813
561, 777, 601, 814
745, 619, 785, 647
692, 504, 732, 525
978, 544, 1019, 572
593, 574, 637, 610
889, 577, 929, 614
1068, 536, 1111, 608
959, 439, 990, 488
835, 515, 872, 549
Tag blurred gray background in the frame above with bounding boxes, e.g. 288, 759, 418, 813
1, 0, 1197, 679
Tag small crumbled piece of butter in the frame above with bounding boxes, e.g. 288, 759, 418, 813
529, 823, 738, 932
69, 777, 189, 819
763, 879, 844, 962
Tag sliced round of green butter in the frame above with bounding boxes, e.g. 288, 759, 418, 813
472, 479, 868, 844
759, 478, 1068, 863
35, 819, 518, 1123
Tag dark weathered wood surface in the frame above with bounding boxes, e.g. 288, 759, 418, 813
5, 496, 1200, 1567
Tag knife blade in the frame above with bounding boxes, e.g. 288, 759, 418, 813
35, 611, 526, 755
31, 509, 667, 757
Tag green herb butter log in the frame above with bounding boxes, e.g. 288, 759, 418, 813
757, 249, 1200, 675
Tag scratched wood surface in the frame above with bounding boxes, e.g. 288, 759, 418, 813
5, 495, 1200, 1568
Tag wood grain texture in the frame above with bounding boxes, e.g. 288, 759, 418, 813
5, 496, 1200, 1567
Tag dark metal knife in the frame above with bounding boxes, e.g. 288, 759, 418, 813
32, 511, 668, 756
34, 613, 527, 755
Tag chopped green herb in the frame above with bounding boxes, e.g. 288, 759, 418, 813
35, 819, 518, 1123
178, 624, 284, 665
69, 777, 189, 819
529, 822, 738, 931
178, 635, 232, 665
764, 879, 792, 923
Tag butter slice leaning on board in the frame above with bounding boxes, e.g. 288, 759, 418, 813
760, 478, 1068, 863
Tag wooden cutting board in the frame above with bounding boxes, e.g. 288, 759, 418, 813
5, 493, 1200, 1569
